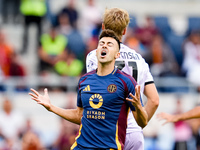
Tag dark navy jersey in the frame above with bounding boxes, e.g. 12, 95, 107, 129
86, 43, 154, 133
71, 68, 143, 150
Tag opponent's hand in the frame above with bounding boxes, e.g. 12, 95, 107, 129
126, 85, 141, 108
157, 112, 178, 125
29, 88, 51, 111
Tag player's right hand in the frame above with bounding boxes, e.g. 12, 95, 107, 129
29, 88, 52, 111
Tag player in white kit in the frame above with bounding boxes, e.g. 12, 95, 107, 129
86, 8, 159, 150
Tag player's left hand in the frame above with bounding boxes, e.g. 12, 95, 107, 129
126, 85, 142, 108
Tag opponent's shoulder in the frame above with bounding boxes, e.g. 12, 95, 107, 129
120, 44, 137, 53
86, 49, 97, 72
86, 49, 96, 58
120, 44, 145, 60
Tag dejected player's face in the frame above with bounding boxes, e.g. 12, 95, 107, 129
96, 37, 120, 64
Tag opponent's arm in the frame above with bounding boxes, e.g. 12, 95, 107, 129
144, 83, 159, 121
29, 88, 83, 124
126, 85, 148, 128
157, 106, 200, 125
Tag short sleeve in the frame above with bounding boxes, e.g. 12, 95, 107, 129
141, 57, 154, 84
77, 79, 83, 107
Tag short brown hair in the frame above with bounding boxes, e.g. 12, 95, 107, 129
103, 8, 130, 40
99, 29, 121, 50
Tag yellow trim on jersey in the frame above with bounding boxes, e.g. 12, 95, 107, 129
70, 142, 77, 150
112, 67, 117, 74
115, 121, 122, 150
70, 124, 83, 150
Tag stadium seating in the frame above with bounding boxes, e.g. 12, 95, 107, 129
166, 32, 185, 67
187, 16, 200, 35
153, 16, 172, 41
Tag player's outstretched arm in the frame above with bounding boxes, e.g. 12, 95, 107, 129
144, 83, 159, 121
157, 106, 200, 125
157, 112, 178, 125
29, 88, 83, 125
126, 85, 148, 128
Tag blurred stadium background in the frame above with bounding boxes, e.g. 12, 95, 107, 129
1, 0, 200, 149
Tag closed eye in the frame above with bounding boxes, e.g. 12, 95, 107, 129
108, 43, 113, 47
107, 41, 114, 47
99, 41, 104, 46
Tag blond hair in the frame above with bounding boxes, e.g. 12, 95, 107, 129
103, 8, 130, 40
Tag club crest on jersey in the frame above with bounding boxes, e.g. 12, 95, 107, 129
107, 84, 117, 93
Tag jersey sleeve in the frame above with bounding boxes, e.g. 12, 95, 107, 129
77, 78, 83, 107
140, 56, 154, 85
86, 50, 98, 73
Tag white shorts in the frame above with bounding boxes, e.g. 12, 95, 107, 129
124, 131, 144, 150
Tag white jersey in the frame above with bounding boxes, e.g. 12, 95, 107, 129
86, 43, 154, 133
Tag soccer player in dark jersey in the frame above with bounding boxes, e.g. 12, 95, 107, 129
86, 8, 159, 150
29, 29, 148, 149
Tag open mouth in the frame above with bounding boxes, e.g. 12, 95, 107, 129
101, 50, 107, 57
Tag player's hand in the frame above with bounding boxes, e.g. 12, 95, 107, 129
157, 112, 178, 125
29, 88, 52, 111
126, 85, 142, 108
